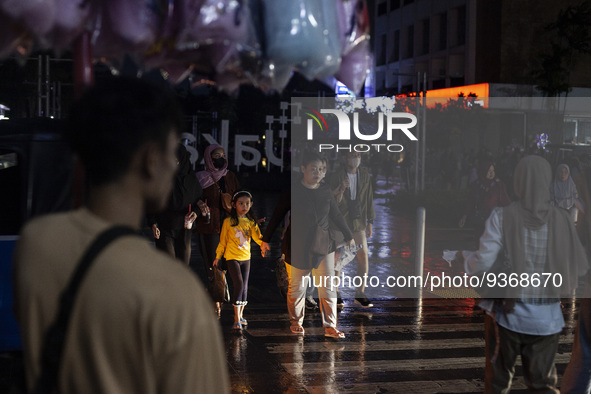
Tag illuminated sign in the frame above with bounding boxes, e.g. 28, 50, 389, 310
397, 83, 489, 108
335, 81, 355, 97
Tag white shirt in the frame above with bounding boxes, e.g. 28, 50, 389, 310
462, 208, 564, 335
347, 172, 357, 200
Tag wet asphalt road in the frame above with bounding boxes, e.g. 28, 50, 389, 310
194, 178, 580, 393
0, 175, 580, 393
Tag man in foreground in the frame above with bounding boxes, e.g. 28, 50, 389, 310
13, 77, 230, 393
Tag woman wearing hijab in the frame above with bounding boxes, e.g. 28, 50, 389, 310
149, 144, 207, 265
550, 163, 585, 223
195, 144, 241, 316
459, 161, 511, 247
455, 155, 588, 393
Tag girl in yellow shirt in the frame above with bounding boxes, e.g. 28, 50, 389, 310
214, 190, 263, 330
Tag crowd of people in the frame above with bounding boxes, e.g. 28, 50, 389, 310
10, 76, 380, 392
455, 155, 588, 393
449, 148, 591, 392
10, 75, 591, 393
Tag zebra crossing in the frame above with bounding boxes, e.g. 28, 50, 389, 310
222, 298, 578, 393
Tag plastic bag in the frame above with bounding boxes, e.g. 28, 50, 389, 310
335, 39, 370, 95
334, 244, 363, 272
46, 0, 92, 51
335, 0, 370, 95
196, 1, 262, 92
178, 0, 250, 45
263, 0, 341, 81
336, 0, 370, 56
91, 0, 166, 60
0, 0, 56, 39
143, 0, 197, 83
0, 9, 32, 60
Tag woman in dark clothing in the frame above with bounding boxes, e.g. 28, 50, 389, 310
550, 163, 584, 223
458, 161, 511, 247
195, 144, 241, 316
261, 188, 291, 267
150, 144, 206, 265
264, 151, 353, 338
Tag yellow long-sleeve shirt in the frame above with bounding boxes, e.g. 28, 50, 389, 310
216, 216, 263, 261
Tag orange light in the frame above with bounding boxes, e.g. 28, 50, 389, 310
397, 83, 489, 108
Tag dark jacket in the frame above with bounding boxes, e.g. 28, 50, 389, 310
149, 145, 202, 235
262, 188, 291, 262
328, 166, 376, 232
291, 181, 352, 270
194, 171, 240, 234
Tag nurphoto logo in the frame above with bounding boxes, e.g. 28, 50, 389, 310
301, 98, 419, 153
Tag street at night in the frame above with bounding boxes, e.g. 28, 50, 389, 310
3, 0, 591, 392
190, 176, 582, 393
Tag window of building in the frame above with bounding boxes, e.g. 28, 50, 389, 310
403, 0, 414, 5
432, 78, 446, 89
390, 30, 400, 62
401, 84, 413, 94
439, 13, 447, 50
420, 19, 430, 55
449, 6, 466, 47
450, 77, 465, 87
564, 119, 591, 144
563, 120, 576, 143
376, 71, 387, 96
456, 6, 466, 46
404, 25, 414, 59
378, 34, 387, 65
577, 120, 591, 143
390, 0, 400, 11
378, 1, 387, 16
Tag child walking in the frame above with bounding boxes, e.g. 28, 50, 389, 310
213, 190, 264, 330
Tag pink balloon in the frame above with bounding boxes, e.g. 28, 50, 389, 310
0, 0, 56, 38
335, 38, 370, 95
0, 9, 30, 59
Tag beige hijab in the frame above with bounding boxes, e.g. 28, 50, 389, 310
503, 155, 588, 298
513, 155, 551, 229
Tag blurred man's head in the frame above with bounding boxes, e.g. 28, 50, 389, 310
66, 77, 184, 212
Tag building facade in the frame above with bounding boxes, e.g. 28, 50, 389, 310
371, 0, 591, 97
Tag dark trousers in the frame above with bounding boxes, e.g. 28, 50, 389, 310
484, 314, 559, 393
226, 259, 250, 304
199, 233, 220, 280
562, 297, 591, 393
155, 229, 191, 265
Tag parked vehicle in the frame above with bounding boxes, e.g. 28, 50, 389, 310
0, 118, 73, 351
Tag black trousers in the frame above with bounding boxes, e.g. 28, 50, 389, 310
199, 233, 220, 280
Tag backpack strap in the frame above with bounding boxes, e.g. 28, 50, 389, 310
34, 226, 138, 394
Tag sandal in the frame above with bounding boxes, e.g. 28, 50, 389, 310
290, 325, 305, 335
325, 327, 345, 339
233, 322, 243, 330
240, 318, 248, 326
